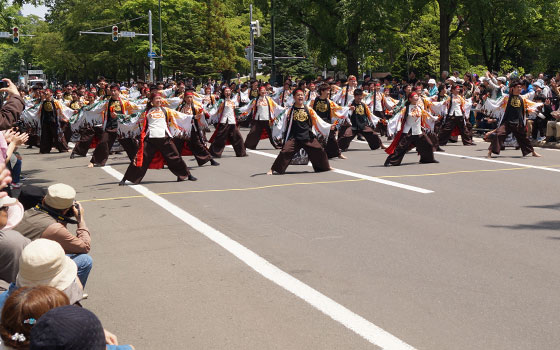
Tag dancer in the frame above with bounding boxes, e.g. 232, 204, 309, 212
208, 87, 247, 158
88, 85, 142, 167
120, 91, 196, 185
175, 90, 219, 166
310, 83, 346, 159
384, 92, 439, 166
437, 84, 475, 146
337, 89, 385, 151
267, 89, 332, 175
485, 79, 541, 158
38, 89, 69, 154
244, 86, 284, 150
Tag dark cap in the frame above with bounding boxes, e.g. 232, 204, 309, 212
30, 306, 105, 350
18, 185, 47, 210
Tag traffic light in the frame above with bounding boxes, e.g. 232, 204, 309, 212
12, 27, 19, 44
251, 21, 261, 37
112, 26, 118, 42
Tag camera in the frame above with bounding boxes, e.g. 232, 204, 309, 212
67, 201, 80, 218
12, 119, 25, 132
0, 81, 8, 89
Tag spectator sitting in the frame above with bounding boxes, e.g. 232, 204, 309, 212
0, 286, 69, 350
0, 195, 28, 292
30, 305, 135, 350
0, 239, 84, 314
546, 110, 560, 142
14, 184, 92, 287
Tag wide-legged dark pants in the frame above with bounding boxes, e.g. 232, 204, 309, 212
123, 137, 190, 184
271, 138, 330, 174
71, 127, 103, 157
322, 129, 342, 158
373, 111, 388, 136
90, 130, 138, 166
40, 123, 68, 153
209, 124, 246, 158
59, 120, 72, 147
438, 115, 474, 145
385, 132, 435, 166
489, 122, 534, 156
338, 125, 383, 151
244, 120, 278, 149
173, 133, 213, 166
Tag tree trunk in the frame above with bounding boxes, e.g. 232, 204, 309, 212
439, 1, 451, 75
126, 63, 131, 83
139, 62, 145, 82
345, 27, 360, 76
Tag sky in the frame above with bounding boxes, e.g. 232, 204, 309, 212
20, 3, 49, 19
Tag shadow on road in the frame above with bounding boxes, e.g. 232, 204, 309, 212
525, 203, 560, 211
487, 220, 560, 231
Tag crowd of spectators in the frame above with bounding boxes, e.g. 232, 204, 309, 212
0, 78, 134, 349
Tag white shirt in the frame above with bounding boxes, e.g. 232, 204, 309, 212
340, 87, 355, 106
372, 92, 383, 112
448, 96, 463, 116
146, 107, 170, 138
219, 100, 237, 124
256, 98, 269, 121
403, 104, 423, 135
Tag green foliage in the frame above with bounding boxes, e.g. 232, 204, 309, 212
1, 0, 559, 83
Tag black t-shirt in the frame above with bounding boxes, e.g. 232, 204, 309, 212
41, 101, 57, 125
313, 98, 331, 123
350, 102, 369, 130
249, 89, 259, 99
106, 99, 122, 130
289, 107, 312, 141
502, 95, 524, 124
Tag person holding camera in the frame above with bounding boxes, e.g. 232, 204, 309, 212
0, 79, 25, 131
13, 184, 93, 288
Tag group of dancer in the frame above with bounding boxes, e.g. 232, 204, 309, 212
16, 73, 543, 184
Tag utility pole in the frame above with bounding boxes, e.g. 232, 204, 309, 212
158, 0, 163, 81
149, 10, 154, 83
270, 0, 276, 85
250, 4, 255, 80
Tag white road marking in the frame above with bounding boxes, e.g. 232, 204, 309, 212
102, 166, 417, 350
241, 148, 433, 194
435, 152, 560, 173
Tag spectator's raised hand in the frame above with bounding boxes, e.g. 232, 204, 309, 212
13, 132, 29, 146
3, 129, 16, 143
0, 162, 12, 189
0, 78, 19, 96
104, 329, 119, 345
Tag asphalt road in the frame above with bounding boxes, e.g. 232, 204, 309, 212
20, 132, 560, 350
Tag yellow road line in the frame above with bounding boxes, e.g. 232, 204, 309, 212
378, 166, 530, 178
79, 178, 365, 203
379, 165, 560, 178
80, 165, 560, 203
